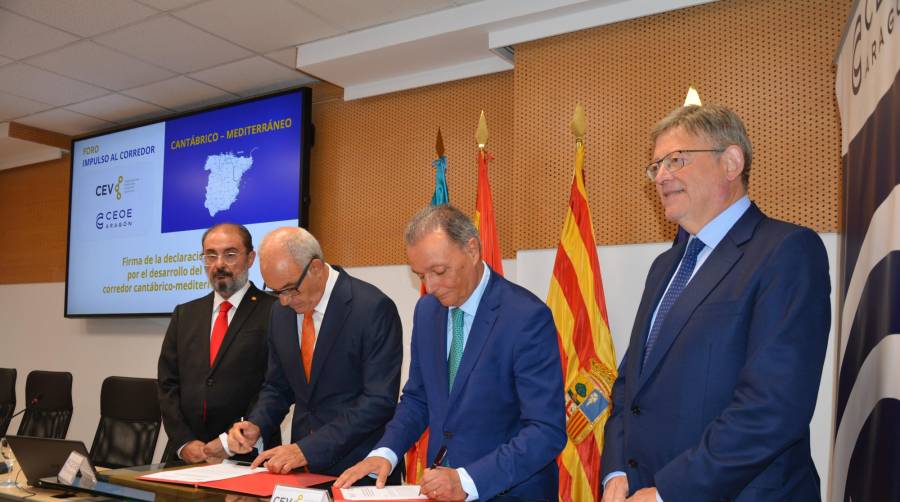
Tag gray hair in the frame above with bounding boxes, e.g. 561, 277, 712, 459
260, 227, 322, 266
405, 204, 481, 251
651, 104, 753, 187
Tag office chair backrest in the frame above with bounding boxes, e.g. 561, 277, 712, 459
0, 368, 16, 436
17, 370, 73, 439
89, 376, 161, 468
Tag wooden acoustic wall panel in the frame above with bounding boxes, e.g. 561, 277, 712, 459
310, 71, 513, 266
0, 156, 71, 283
512, 0, 849, 250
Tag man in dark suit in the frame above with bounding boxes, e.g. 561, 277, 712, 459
601, 105, 831, 502
336, 205, 567, 501
158, 223, 276, 463
226, 227, 403, 479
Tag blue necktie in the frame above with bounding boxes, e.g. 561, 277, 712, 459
448, 308, 465, 391
642, 237, 705, 371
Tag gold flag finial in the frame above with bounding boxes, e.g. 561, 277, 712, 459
571, 104, 586, 143
684, 85, 702, 106
475, 110, 489, 150
436, 128, 445, 157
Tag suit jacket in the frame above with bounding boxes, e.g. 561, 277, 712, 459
158, 282, 277, 457
377, 268, 567, 501
248, 266, 403, 476
602, 203, 830, 502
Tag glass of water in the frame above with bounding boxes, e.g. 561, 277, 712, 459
0, 437, 16, 488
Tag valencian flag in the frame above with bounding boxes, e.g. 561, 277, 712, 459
546, 105, 616, 502
473, 111, 504, 274
832, 2, 900, 501
404, 129, 449, 483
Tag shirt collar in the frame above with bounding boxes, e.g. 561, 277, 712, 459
312, 262, 338, 316
456, 263, 491, 318
214, 280, 251, 313
695, 195, 751, 250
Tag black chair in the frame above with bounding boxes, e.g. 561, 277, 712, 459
0, 368, 15, 436
89, 376, 161, 468
17, 370, 73, 439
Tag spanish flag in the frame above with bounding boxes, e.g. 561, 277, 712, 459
474, 148, 503, 274
547, 105, 617, 502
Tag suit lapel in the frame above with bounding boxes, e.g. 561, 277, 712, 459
636, 204, 764, 391
448, 271, 500, 405
309, 267, 351, 388
433, 304, 450, 398
210, 284, 262, 373
626, 245, 683, 389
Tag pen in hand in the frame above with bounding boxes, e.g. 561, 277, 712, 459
430, 445, 448, 469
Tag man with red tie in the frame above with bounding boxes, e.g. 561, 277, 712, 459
226, 227, 403, 482
157, 223, 276, 463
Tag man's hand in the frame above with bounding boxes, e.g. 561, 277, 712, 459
601, 475, 629, 502
420, 467, 467, 502
626, 488, 657, 502
250, 444, 307, 473
334, 457, 392, 489
203, 437, 227, 460
227, 421, 261, 454
180, 440, 208, 463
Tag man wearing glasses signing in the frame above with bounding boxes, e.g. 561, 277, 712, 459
158, 223, 277, 463
226, 227, 403, 483
601, 105, 830, 502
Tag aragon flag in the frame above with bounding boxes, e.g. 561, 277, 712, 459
546, 106, 617, 502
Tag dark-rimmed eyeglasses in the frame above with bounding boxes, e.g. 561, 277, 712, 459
264, 258, 315, 298
645, 149, 724, 180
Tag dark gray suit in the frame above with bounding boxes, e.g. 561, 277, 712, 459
158, 282, 276, 458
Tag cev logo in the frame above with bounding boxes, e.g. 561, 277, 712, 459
95, 176, 124, 200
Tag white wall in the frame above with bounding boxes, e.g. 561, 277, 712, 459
0, 238, 836, 498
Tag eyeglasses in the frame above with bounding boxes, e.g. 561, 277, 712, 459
645, 148, 724, 180
264, 258, 315, 298
202, 251, 246, 265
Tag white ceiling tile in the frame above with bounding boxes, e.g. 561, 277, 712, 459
0, 9, 79, 59
0, 63, 108, 106
174, 0, 341, 53
294, 0, 454, 32
135, 0, 203, 10
94, 15, 252, 73
0, 90, 53, 121
0, 0, 158, 37
15, 108, 113, 135
65, 93, 167, 123
27, 41, 174, 91
265, 47, 297, 69
189, 56, 312, 95
122, 75, 234, 109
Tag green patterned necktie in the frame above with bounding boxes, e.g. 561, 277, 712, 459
448, 308, 465, 391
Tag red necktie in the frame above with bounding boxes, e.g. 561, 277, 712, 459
210, 301, 232, 366
301, 311, 315, 382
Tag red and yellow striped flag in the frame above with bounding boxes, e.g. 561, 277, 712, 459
547, 106, 617, 502
474, 149, 504, 274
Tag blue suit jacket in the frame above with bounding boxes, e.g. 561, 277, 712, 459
377, 268, 566, 500
602, 204, 830, 502
248, 266, 403, 475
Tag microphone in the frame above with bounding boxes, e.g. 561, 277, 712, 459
9, 393, 42, 420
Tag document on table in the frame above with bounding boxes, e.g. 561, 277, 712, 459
140, 463, 268, 483
337, 485, 428, 500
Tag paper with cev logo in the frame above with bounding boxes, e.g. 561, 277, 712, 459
140, 462, 267, 482
270, 484, 329, 502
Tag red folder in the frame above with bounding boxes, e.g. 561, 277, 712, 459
139, 470, 335, 497
330, 486, 432, 501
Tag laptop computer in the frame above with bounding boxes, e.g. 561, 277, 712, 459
5, 435, 155, 501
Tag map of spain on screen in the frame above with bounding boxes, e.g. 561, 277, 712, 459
160, 92, 302, 233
